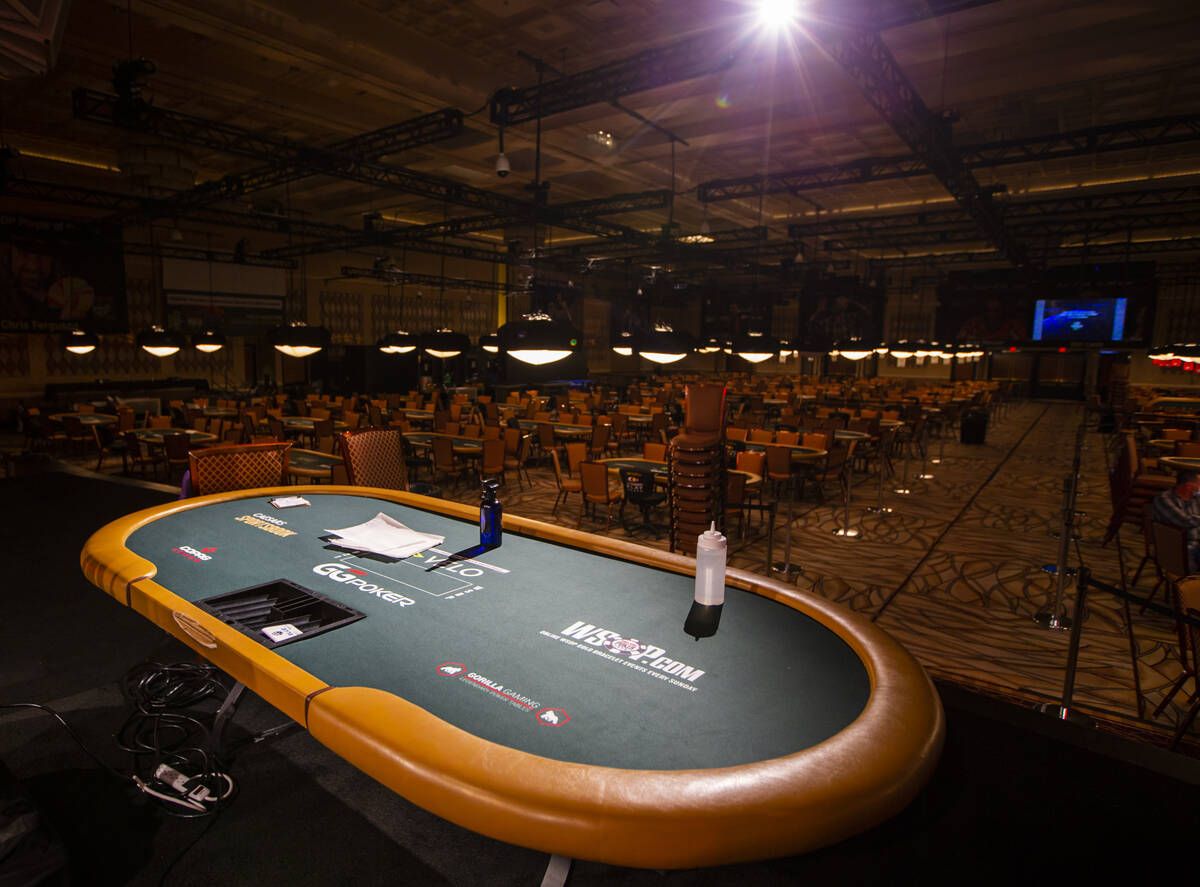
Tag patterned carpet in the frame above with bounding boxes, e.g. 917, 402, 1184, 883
20, 402, 1197, 755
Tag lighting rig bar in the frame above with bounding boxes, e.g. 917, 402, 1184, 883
787, 183, 1200, 240
699, 113, 1200, 202
867, 235, 1200, 267
808, 26, 1031, 269
262, 190, 673, 259
72, 88, 521, 216
490, 32, 737, 128
340, 266, 514, 294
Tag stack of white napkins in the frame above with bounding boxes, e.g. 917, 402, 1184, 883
324, 512, 444, 558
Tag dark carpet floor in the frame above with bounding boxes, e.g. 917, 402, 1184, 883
2, 471, 1199, 886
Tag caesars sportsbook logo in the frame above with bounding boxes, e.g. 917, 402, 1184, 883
312, 563, 415, 607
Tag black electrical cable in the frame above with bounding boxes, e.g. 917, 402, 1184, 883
0, 702, 125, 778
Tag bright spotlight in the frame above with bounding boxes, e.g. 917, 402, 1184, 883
757, 0, 798, 29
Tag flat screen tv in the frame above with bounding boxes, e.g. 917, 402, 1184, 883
1031, 297, 1127, 342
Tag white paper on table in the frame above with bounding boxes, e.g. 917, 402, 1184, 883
324, 511, 445, 558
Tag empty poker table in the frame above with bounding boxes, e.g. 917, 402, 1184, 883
1159, 456, 1200, 472
598, 457, 761, 486
49, 412, 116, 426
135, 428, 218, 445
79, 487, 943, 872
403, 432, 484, 454
514, 419, 591, 439
288, 448, 342, 480
742, 441, 828, 462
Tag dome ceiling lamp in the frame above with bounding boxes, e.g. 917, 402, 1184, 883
193, 236, 226, 353
421, 203, 469, 360
499, 310, 579, 366
734, 330, 780, 364
377, 279, 417, 355
269, 320, 329, 358
637, 321, 692, 365
137, 324, 186, 357
62, 329, 99, 355
479, 333, 500, 354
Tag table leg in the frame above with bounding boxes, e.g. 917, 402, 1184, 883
540, 854, 572, 887
771, 476, 802, 580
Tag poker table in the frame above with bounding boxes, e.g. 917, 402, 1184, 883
80, 487, 942, 872
515, 419, 591, 439
136, 428, 218, 445
283, 417, 347, 433
50, 412, 116, 426
288, 448, 343, 481
742, 441, 828, 463
404, 432, 484, 455
1159, 456, 1200, 472
598, 457, 761, 486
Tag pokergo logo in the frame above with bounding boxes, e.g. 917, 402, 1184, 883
312, 563, 415, 607
173, 546, 216, 562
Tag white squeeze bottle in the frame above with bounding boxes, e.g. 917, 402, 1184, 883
694, 522, 727, 606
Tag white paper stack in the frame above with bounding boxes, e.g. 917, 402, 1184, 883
325, 512, 445, 558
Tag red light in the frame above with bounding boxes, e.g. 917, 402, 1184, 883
1057, 347, 1067, 353
1007, 346, 1018, 352
1172, 359, 1183, 367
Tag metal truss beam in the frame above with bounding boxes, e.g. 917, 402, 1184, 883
73, 88, 522, 216
699, 113, 1200, 203
807, 26, 1031, 269
788, 184, 1200, 239
490, 32, 737, 128
261, 190, 673, 259
340, 266, 513, 294
868, 236, 1200, 267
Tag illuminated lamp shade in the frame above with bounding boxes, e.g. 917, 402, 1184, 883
637, 322, 692, 365
377, 330, 418, 354
695, 336, 723, 354
136, 325, 185, 357
874, 343, 889, 355
268, 321, 329, 358
733, 331, 780, 364
479, 333, 500, 354
498, 312, 580, 366
889, 340, 915, 360
422, 328, 471, 359
193, 329, 227, 354
62, 329, 98, 355
612, 330, 635, 357
837, 340, 874, 361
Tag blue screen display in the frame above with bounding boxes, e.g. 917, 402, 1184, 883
1032, 298, 1127, 342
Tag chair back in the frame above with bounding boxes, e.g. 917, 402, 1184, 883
338, 428, 408, 490
148, 415, 173, 429
483, 425, 501, 440
765, 445, 793, 481
802, 432, 827, 450
188, 442, 291, 495
726, 426, 748, 443
1152, 519, 1191, 580
431, 436, 456, 473
460, 423, 481, 438
164, 433, 192, 462
565, 441, 587, 475
590, 422, 611, 452
775, 429, 800, 446
481, 438, 505, 475
538, 422, 557, 452
580, 462, 614, 502
748, 428, 773, 443
726, 471, 747, 506
684, 384, 726, 434
342, 411, 362, 430
643, 442, 667, 461
736, 449, 765, 477
504, 426, 522, 456
1177, 441, 1200, 458
1163, 428, 1192, 441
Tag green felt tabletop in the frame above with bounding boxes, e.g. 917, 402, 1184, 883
125, 492, 869, 771
404, 433, 483, 451
50, 413, 116, 425
136, 428, 217, 444
289, 449, 342, 471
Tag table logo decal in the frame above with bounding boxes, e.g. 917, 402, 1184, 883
536, 708, 570, 727
312, 563, 415, 606
556, 620, 706, 684
234, 514, 296, 538
172, 545, 216, 562
438, 661, 567, 723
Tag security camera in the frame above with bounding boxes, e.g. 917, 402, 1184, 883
495, 153, 510, 178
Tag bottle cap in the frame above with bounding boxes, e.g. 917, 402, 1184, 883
697, 520, 726, 550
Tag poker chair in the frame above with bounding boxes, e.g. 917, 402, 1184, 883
1167, 578, 1200, 749
550, 449, 581, 516
338, 427, 408, 491
619, 467, 667, 538
1150, 522, 1199, 726
187, 441, 292, 496
578, 461, 623, 530
481, 438, 505, 486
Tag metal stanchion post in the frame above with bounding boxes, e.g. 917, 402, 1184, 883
894, 427, 912, 495
1036, 567, 1096, 726
771, 472, 803, 580
833, 452, 860, 538
917, 419, 934, 480
868, 433, 893, 514
1035, 417, 1087, 630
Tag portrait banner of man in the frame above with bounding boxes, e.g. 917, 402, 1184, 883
0, 233, 127, 334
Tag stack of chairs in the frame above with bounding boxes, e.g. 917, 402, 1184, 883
667, 384, 727, 556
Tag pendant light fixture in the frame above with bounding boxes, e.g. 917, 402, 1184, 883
695, 336, 723, 354
479, 333, 500, 354
193, 237, 226, 353
637, 321, 691, 364
499, 310, 580, 365
612, 330, 635, 356
376, 268, 418, 355
269, 320, 329, 358
836, 340, 874, 361
733, 330, 779, 363
420, 201, 468, 360
62, 329, 98, 355
138, 324, 185, 357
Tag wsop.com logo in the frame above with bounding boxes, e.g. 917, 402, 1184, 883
172, 545, 216, 562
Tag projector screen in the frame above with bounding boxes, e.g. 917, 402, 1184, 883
1032, 298, 1127, 343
